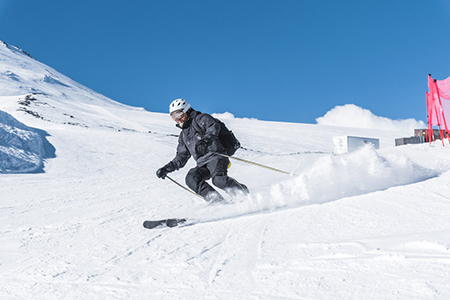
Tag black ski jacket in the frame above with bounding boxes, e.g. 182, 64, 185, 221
169, 110, 227, 170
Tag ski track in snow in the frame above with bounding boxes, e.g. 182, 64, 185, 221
2, 41, 450, 299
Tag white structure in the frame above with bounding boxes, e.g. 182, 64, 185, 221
332, 136, 379, 155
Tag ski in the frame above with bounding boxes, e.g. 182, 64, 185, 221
143, 218, 187, 229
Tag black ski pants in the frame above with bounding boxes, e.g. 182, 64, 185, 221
185, 156, 248, 202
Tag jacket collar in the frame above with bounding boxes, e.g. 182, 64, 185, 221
176, 109, 199, 130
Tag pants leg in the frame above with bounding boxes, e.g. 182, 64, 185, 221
208, 157, 249, 195
212, 174, 249, 194
185, 166, 224, 202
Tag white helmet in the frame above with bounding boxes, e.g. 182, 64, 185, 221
169, 98, 191, 114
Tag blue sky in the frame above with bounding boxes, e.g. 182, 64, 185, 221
1, 0, 450, 124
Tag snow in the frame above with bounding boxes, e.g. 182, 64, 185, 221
1, 40, 450, 299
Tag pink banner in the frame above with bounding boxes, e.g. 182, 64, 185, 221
436, 76, 450, 131
427, 75, 449, 131
436, 76, 450, 100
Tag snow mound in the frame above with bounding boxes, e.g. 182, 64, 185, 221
316, 104, 426, 134
0, 110, 44, 173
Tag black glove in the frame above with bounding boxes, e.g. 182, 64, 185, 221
156, 162, 175, 179
195, 138, 212, 157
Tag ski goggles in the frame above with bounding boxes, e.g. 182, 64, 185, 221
170, 109, 185, 122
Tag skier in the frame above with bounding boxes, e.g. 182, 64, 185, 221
156, 98, 249, 202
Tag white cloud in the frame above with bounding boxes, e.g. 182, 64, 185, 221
316, 104, 426, 132
211, 112, 235, 119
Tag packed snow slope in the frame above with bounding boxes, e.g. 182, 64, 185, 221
1, 40, 450, 299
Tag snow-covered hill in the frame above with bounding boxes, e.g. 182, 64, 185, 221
1, 40, 450, 299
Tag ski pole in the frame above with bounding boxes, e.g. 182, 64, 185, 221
215, 153, 295, 176
166, 175, 203, 199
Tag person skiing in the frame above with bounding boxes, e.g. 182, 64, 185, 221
156, 98, 249, 202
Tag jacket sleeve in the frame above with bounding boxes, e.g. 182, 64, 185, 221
196, 114, 224, 153
170, 133, 191, 170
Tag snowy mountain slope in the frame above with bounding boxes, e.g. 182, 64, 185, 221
1, 41, 450, 299
0, 41, 175, 135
